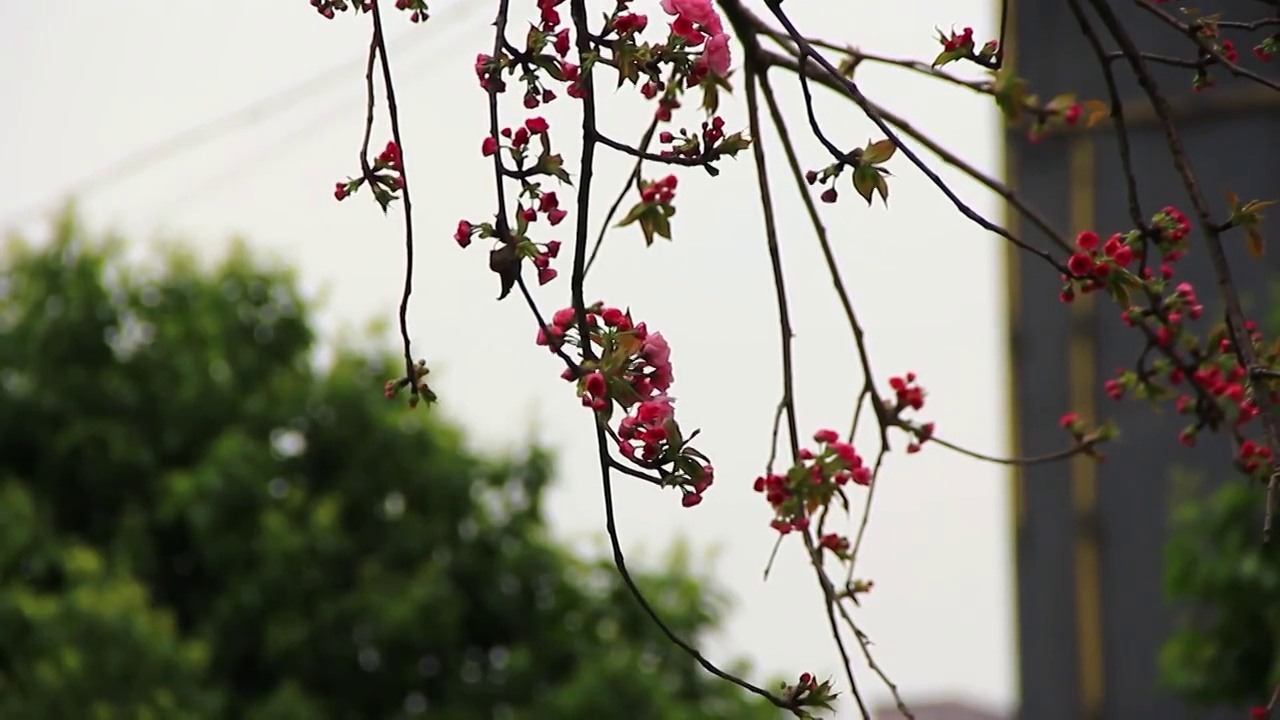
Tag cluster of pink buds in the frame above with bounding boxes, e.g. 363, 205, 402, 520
942, 27, 975, 53
618, 175, 680, 247
781, 672, 839, 713
932, 26, 998, 68
754, 429, 872, 536
538, 303, 713, 507
309, 0, 370, 18
452, 218, 561, 286
655, 115, 751, 163
393, 0, 429, 22
1064, 197, 1276, 474
309, 0, 427, 21
885, 373, 936, 453
383, 359, 437, 409
480, 117, 565, 181
1058, 206, 1191, 304
333, 141, 404, 212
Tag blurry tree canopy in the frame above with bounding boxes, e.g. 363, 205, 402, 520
1161, 289, 1280, 710
1161, 475, 1280, 709
0, 214, 777, 720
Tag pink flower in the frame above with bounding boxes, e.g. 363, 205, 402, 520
584, 372, 607, 399
650, 366, 673, 393
636, 395, 675, 426
670, 15, 705, 46
641, 331, 671, 368
661, 0, 732, 76
702, 32, 732, 76
813, 428, 839, 444
551, 306, 576, 329
660, 0, 723, 35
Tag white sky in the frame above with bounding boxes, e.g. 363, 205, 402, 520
1, 0, 1017, 714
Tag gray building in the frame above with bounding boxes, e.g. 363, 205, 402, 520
1005, 0, 1280, 719
873, 700, 1009, 720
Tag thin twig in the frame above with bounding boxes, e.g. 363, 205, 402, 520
584, 118, 658, 275
760, 1, 1069, 273
928, 434, 1101, 466
368, 0, 420, 387
566, 0, 797, 709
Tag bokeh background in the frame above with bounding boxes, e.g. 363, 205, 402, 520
2, 0, 1018, 716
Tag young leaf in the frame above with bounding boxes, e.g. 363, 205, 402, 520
701, 77, 720, 115
616, 201, 647, 228
1109, 280, 1131, 310
852, 166, 879, 205
650, 209, 672, 241
992, 69, 1031, 124
931, 48, 967, 68
862, 139, 896, 165
873, 171, 889, 206
488, 242, 522, 301
1082, 99, 1109, 128
716, 131, 752, 158
1247, 226, 1265, 258
638, 214, 656, 247
1243, 199, 1276, 216
1046, 93, 1078, 112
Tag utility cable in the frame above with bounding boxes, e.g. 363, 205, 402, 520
2, 3, 481, 228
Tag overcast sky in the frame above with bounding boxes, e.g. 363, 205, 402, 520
2, 0, 1019, 714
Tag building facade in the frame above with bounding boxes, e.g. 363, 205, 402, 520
1005, 1, 1280, 719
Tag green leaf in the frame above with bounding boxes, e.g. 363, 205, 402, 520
525, 24, 544, 54
1045, 93, 1078, 113
873, 171, 889, 205
616, 201, 647, 228
715, 131, 752, 158
650, 209, 672, 241
1109, 280, 1131, 309
701, 77, 720, 115
535, 54, 566, 82
536, 153, 572, 185
861, 139, 896, 165
931, 48, 968, 68
638, 214, 656, 247
993, 68, 1030, 123
515, 205, 529, 236
488, 241, 522, 300
852, 166, 877, 205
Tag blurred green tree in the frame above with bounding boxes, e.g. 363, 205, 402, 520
0, 214, 777, 720
1161, 476, 1280, 708
1160, 287, 1280, 710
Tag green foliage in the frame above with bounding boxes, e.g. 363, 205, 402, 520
1161, 475, 1280, 706
0, 213, 777, 719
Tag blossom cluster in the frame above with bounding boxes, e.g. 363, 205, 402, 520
1058, 206, 1191, 304
1056, 199, 1280, 482
753, 429, 871, 541
886, 372, 936, 453
333, 141, 404, 211
538, 303, 714, 507
309, 0, 428, 22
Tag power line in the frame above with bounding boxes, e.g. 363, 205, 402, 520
2, 4, 483, 228
158, 26, 478, 216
